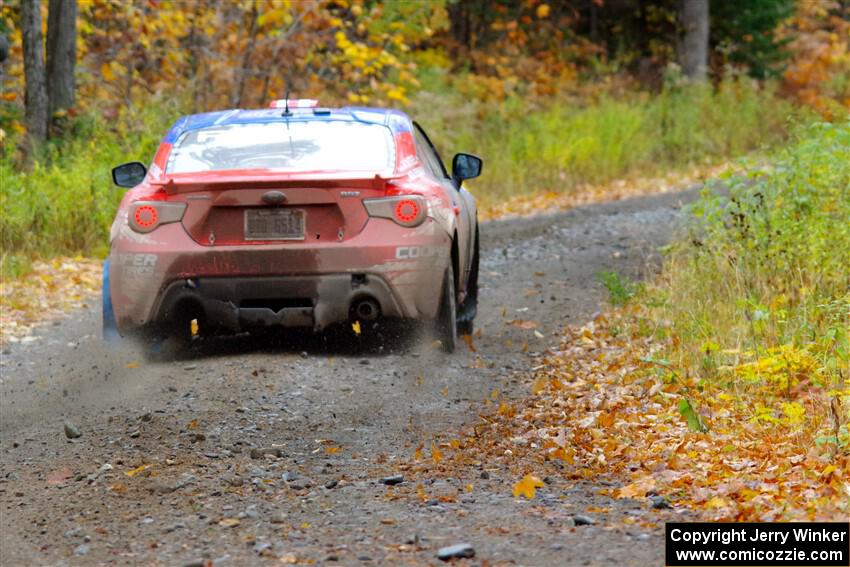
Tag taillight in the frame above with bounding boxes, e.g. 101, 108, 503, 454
364, 196, 427, 227
134, 205, 158, 229
395, 199, 420, 224
128, 201, 186, 233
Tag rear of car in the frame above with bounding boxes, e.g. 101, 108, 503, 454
104, 103, 479, 350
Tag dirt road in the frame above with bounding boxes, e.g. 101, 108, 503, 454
0, 188, 699, 566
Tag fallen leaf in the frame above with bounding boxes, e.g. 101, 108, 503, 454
219, 518, 241, 527
351, 320, 361, 336
705, 496, 730, 509
462, 333, 476, 352
617, 476, 656, 499
513, 474, 544, 499
431, 441, 443, 464
125, 464, 151, 477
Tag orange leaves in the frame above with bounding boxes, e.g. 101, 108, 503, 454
616, 475, 656, 499
509, 319, 538, 330
513, 474, 544, 499
0, 257, 101, 345
461, 333, 476, 352
497, 402, 516, 418
445, 307, 848, 521
531, 377, 548, 395
430, 441, 442, 465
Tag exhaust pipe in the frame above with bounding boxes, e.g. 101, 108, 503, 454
353, 298, 380, 321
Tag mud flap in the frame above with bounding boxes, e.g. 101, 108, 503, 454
102, 260, 121, 342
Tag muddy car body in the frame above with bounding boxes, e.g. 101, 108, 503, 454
103, 101, 481, 352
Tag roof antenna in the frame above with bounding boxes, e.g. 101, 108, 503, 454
282, 87, 292, 117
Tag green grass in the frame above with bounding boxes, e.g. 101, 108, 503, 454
413, 78, 807, 207
648, 120, 850, 384
0, 78, 810, 278
598, 270, 639, 306
0, 99, 182, 278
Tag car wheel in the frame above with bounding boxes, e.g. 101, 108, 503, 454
102, 260, 121, 342
457, 225, 479, 337
436, 263, 457, 353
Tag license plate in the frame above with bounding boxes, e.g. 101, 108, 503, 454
244, 209, 305, 240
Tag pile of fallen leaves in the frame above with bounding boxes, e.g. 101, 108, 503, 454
425, 310, 849, 521
0, 257, 101, 344
479, 161, 736, 221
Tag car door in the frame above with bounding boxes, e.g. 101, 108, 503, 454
412, 123, 476, 294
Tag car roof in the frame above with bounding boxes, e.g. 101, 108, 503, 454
162, 106, 413, 144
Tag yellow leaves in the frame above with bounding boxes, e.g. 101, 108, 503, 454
100, 62, 115, 82
125, 361, 139, 369
431, 441, 442, 464
531, 376, 547, 395
536, 4, 551, 19
351, 320, 361, 336
218, 518, 241, 527
513, 474, 544, 499
497, 402, 516, 418
705, 496, 730, 509
124, 464, 151, 477
324, 446, 341, 455
0, 257, 102, 345
749, 405, 779, 424
187, 419, 199, 430
781, 402, 806, 425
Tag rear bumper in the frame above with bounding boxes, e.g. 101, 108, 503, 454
153, 273, 405, 332
109, 218, 451, 333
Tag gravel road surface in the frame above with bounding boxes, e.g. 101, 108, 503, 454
0, 188, 699, 566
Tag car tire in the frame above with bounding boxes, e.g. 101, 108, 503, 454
457, 225, 479, 337
102, 260, 121, 342
436, 263, 457, 353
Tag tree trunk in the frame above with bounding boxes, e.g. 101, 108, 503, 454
21, 0, 48, 146
680, 0, 709, 81
46, 0, 77, 117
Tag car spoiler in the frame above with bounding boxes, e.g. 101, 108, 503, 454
154, 170, 406, 195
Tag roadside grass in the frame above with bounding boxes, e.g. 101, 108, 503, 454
0, 100, 182, 279
403, 121, 849, 521
0, 78, 808, 280
414, 78, 805, 208
598, 271, 639, 307
654, 120, 849, 397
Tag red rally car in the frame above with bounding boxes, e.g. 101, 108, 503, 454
102, 99, 482, 352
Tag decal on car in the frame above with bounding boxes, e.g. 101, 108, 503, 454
117, 253, 158, 277
395, 246, 449, 260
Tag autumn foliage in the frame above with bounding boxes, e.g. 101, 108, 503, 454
403, 122, 849, 521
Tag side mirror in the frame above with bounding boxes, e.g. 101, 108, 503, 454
451, 153, 482, 183
112, 162, 147, 188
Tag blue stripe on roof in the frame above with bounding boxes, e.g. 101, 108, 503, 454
160, 107, 412, 144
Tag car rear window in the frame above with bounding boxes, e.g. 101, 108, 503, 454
166, 120, 396, 174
